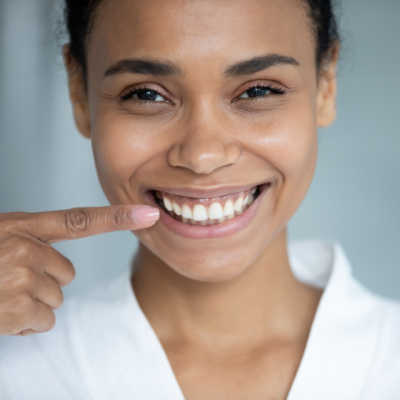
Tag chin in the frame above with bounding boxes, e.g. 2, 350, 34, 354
167, 255, 252, 283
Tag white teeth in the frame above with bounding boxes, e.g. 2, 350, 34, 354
172, 202, 181, 216
234, 195, 244, 213
251, 187, 257, 195
182, 204, 192, 219
208, 202, 224, 220
223, 199, 234, 218
159, 189, 258, 225
163, 196, 173, 211
193, 204, 208, 221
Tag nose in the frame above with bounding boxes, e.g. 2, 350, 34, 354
167, 103, 241, 175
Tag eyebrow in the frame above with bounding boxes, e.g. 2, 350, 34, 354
104, 53, 300, 78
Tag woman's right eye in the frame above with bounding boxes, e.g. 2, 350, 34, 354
120, 87, 168, 103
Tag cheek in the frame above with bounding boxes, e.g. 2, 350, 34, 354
245, 95, 318, 180
91, 111, 157, 184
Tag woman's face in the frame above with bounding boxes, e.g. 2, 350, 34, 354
65, 0, 338, 282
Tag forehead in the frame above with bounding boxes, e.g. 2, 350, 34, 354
88, 0, 314, 75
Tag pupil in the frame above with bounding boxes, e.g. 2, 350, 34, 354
137, 89, 157, 101
248, 86, 269, 98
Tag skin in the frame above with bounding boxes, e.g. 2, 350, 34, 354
0, 205, 158, 336
63, 0, 339, 396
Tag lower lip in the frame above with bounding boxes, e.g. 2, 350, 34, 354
145, 183, 271, 239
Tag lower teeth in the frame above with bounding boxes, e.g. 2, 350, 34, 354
167, 210, 247, 225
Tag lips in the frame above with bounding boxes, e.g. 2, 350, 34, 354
148, 181, 272, 239
152, 185, 262, 224
144, 179, 274, 199
141, 179, 274, 238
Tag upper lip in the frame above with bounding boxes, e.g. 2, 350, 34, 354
145, 179, 273, 199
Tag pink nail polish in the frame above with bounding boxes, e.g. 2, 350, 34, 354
130, 206, 160, 226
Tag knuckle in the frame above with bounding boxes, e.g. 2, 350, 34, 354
13, 292, 34, 312
0, 218, 14, 234
0, 236, 17, 263
64, 208, 90, 235
12, 237, 35, 260
14, 266, 36, 289
0, 212, 30, 232
112, 207, 130, 226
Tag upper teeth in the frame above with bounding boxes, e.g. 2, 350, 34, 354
159, 190, 256, 222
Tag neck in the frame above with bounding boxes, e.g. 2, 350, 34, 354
131, 229, 322, 352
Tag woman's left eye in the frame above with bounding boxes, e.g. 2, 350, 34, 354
236, 85, 286, 101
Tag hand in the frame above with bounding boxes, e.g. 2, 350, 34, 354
0, 205, 159, 336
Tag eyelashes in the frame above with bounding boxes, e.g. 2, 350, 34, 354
120, 87, 166, 103
119, 84, 286, 105
236, 85, 285, 100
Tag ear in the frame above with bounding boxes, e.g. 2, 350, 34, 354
62, 44, 91, 139
316, 42, 340, 127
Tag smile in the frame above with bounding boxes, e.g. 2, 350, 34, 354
151, 185, 263, 225
146, 182, 272, 239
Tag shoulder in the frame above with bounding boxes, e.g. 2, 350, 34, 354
374, 295, 400, 363
357, 285, 400, 355
360, 293, 400, 397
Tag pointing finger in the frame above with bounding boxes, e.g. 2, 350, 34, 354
10, 205, 160, 244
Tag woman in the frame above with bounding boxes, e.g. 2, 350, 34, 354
0, 0, 399, 398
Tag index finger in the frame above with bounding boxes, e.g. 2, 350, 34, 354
9, 205, 160, 244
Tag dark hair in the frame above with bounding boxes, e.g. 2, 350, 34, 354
64, 0, 340, 78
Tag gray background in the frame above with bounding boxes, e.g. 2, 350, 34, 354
0, 1, 399, 299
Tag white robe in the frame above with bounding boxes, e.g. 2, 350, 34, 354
0, 239, 399, 399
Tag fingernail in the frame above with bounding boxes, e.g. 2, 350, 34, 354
130, 206, 160, 226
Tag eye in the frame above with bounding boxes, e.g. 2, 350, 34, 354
119, 83, 285, 105
236, 84, 286, 101
120, 87, 169, 103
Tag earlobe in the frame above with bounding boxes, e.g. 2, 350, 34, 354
62, 44, 91, 139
